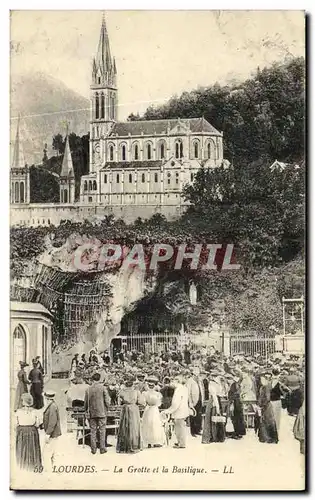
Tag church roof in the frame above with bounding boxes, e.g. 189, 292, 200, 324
101, 160, 163, 170
109, 117, 222, 137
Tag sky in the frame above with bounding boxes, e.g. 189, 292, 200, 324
10, 10, 305, 120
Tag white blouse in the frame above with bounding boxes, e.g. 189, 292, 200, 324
16, 408, 38, 426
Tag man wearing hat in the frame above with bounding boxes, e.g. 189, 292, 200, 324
84, 372, 111, 454
186, 367, 205, 437
162, 375, 191, 449
43, 391, 61, 470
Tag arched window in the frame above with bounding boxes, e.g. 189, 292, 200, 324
167, 172, 171, 185
190, 172, 194, 182
15, 182, 19, 203
121, 144, 126, 161
193, 141, 199, 159
13, 325, 27, 381
175, 140, 183, 159
141, 173, 145, 183
95, 93, 99, 119
64, 189, 68, 203
175, 172, 179, 185
109, 144, 114, 161
154, 173, 158, 183
129, 173, 132, 183
160, 142, 165, 159
158, 140, 166, 159
206, 139, 216, 159
93, 180, 97, 191
104, 174, 107, 184
133, 144, 139, 160
145, 143, 152, 160
84, 180, 88, 191
116, 174, 120, 183
89, 180, 93, 191
19, 182, 25, 203
100, 93, 105, 119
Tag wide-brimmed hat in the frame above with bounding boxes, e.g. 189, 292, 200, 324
19, 361, 29, 368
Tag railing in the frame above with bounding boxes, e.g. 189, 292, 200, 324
230, 332, 275, 358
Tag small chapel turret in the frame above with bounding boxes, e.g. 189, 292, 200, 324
60, 132, 75, 204
10, 115, 30, 204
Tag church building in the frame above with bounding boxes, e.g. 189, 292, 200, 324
79, 15, 226, 207
10, 14, 229, 227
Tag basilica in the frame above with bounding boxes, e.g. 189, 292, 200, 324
10, 15, 228, 227
79, 15, 226, 208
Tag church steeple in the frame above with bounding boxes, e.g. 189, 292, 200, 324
60, 129, 75, 204
89, 12, 118, 173
92, 13, 117, 88
60, 133, 74, 178
10, 115, 30, 204
11, 115, 26, 170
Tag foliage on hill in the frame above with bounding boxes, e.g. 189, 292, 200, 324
30, 166, 60, 203
35, 132, 90, 201
129, 57, 305, 165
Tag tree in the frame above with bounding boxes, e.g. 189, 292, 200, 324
52, 134, 64, 156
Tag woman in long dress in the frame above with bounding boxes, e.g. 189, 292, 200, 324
14, 361, 29, 411
257, 374, 278, 444
228, 373, 246, 439
142, 380, 164, 448
202, 374, 225, 443
293, 399, 305, 454
116, 377, 144, 454
28, 360, 44, 410
270, 368, 289, 436
15, 393, 42, 471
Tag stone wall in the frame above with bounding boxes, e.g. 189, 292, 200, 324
10, 202, 188, 227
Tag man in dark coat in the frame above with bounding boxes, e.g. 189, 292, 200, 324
28, 360, 44, 409
43, 391, 62, 469
84, 372, 111, 454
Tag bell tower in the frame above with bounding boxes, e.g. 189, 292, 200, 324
90, 13, 118, 173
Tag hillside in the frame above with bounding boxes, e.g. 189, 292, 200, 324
10, 72, 90, 164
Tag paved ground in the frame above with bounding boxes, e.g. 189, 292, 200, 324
11, 379, 305, 491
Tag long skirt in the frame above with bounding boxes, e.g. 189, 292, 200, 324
142, 405, 164, 447
231, 399, 246, 437
116, 404, 142, 453
30, 383, 44, 410
14, 381, 28, 411
258, 403, 278, 443
202, 397, 225, 443
16, 425, 42, 471
293, 404, 305, 454
270, 400, 282, 434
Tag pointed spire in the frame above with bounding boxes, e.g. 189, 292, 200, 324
113, 56, 117, 74
11, 115, 26, 169
60, 129, 74, 178
96, 12, 112, 76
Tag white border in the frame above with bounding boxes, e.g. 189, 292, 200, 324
1, 1, 312, 498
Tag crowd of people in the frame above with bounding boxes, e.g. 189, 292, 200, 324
66, 345, 305, 454
13, 344, 305, 472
